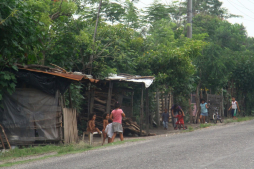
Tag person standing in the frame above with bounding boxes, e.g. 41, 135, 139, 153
110, 102, 125, 142
162, 109, 169, 130
171, 104, 184, 129
199, 99, 209, 124
228, 96, 240, 120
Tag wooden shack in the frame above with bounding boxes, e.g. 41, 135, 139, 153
0, 65, 98, 148
80, 73, 155, 136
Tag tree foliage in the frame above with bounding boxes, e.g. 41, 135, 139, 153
1, 0, 254, 114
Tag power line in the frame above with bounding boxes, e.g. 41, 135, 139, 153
246, 0, 254, 5
226, 0, 254, 20
138, 0, 147, 6
235, 0, 254, 15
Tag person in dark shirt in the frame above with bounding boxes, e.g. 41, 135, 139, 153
162, 109, 169, 130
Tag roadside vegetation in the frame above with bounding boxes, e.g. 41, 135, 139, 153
1, 0, 254, 118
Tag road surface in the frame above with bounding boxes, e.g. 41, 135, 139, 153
5, 120, 254, 169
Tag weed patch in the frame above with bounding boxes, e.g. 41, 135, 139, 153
200, 123, 213, 128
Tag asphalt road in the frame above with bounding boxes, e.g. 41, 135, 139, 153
5, 120, 254, 169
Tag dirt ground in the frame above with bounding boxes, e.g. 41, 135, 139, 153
86, 120, 224, 146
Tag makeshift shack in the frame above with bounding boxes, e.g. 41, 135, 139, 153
0, 65, 98, 148
81, 73, 155, 136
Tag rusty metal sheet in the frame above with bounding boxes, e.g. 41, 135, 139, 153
18, 68, 99, 83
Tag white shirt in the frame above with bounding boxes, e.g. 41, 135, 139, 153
232, 101, 237, 109
105, 123, 113, 138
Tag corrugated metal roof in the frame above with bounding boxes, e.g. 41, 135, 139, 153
18, 68, 99, 83
105, 74, 155, 88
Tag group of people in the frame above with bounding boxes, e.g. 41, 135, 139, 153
87, 102, 125, 145
87, 97, 240, 141
162, 104, 186, 130
161, 96, 240, 129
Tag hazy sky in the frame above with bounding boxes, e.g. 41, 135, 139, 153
135, 0, 254, 37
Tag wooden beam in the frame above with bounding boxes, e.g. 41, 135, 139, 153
106, 81, 113, 114
140, 84, 144, 136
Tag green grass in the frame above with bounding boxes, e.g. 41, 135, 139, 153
0, 139, 142, 167
188, 126, 194, 132
224, 116, 254, 124
200, 123, 213, 128
182, 126, 194, 133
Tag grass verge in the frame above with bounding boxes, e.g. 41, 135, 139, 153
200, 123, 213, 128
0, 139, 142, 167
224, 116, 254, 124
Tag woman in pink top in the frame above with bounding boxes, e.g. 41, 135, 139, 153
110, 102, 125, 142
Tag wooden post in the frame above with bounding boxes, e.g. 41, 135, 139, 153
156, 89, 160, 126
206, 90, 209, 123
195, 84, 200, 123
161, 93, 164, 114
58, 91, 63, 142
0, 132, 5, 149
165, 93, 168, 111
68, 87, 73, 109
106, 81, 113, 114
140, 84, 144, 136
221, 88, 224, 117
188, 94, 191, 123
90, 90, 95, 114
131, 91, 134, 117
146, 88, 149, 135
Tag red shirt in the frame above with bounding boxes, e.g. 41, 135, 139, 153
176, 114, 184, 123
111, 109, 123, 124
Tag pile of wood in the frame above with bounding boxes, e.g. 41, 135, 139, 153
122, 118, 146, 136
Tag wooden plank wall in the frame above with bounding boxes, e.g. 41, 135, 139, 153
63, 108, 78, 144
153, 92, 173, 123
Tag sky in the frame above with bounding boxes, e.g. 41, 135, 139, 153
135, 0, 254, 37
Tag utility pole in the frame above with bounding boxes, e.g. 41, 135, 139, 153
89, 0, 102, 75
187, 0, 192, 38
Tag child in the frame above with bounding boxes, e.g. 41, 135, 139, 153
173, 111, 186, 130
162, 109, 169, 130
104, 119, 113, 144
87, 113, 101, 134
199, 99, 209, 124
110, 102, 125, 142
102, 113, 109, 145
228, 96, 240, 120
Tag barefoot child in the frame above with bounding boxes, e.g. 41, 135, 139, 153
87, 113, 101, 134
102, 113, 109, 145
228, 96, 240, 120
104, 119, 113, 144
173, 111, 186, 130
